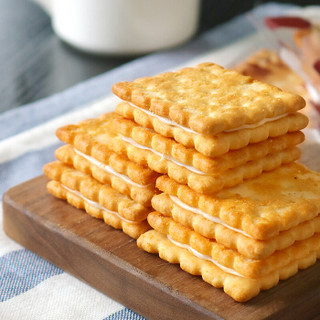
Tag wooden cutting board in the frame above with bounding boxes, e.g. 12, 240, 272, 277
3, 140, 320, 320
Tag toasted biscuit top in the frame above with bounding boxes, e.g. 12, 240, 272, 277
112, 63, 305, 134
56, 112, 159, 185
156, 163, 320, 239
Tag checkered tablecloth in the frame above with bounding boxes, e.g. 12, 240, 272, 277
0, 3, 306, 319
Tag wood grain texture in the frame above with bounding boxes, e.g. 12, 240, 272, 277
3, 142, 320, 320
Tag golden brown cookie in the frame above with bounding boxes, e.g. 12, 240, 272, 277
115, 101, 308, 157
43, 161, 150, 223
110, 115, 304, 173
56, 112, 159, 185
56, 112, 300, 194
156, 162, 320, 240
118, 140, 300, 194
47, 180, 150, 239
152, 193, 320, 259
137, 230, 320, 301
112, 63, 305, 135
55, 144, 158, 207
147, 211, 320, 278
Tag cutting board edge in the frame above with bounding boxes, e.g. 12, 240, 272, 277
2, 178, 221, 320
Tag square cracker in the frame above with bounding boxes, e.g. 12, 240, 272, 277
156, 162, 320, 240
114, 140, 300, 194
43, 161, 150, 222
55, 144, 158, 207
47, 180, 150, 239
137, 230, 320, 302
115, 101, 308, 158
147, 211, 320, 278
112, 62, 305, 135
56, 112, 300, 194
110, 115, 304, 174
152, 193, 320, 260
56, 112, 159, 185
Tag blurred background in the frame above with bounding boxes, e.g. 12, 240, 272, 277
1, 0, 320, 114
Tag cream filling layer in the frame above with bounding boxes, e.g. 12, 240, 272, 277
128, 102, 289, 135
169, 195, 253, 239
167, 235, 245, 277
120, 136, 206, 175
224, 113, 289, 132
74, 148, 151, 188
61, 184, 140, 224
128, 102, 198, 134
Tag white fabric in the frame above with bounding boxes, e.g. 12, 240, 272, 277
0, 273, 123, 320
0, 203, 22, 256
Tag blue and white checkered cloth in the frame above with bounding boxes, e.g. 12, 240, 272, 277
1, 3, 310, 319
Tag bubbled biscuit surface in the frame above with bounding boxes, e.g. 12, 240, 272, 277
113, 63, 305, 134
156, 163, 320, 240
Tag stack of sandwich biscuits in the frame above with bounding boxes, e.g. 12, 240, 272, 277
43, 112, 158, 239
43, 62, 320, 302
111, 63, 320, 302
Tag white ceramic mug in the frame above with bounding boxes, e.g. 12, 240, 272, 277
32, 0, 200, 55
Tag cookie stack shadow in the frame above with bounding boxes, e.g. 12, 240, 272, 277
43, 63, 320, 302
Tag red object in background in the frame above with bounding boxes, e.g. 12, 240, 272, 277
314, 59, 320, 74
313, 101, 320, 115
253, 14, 320, 129
265, 16, 311, 29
